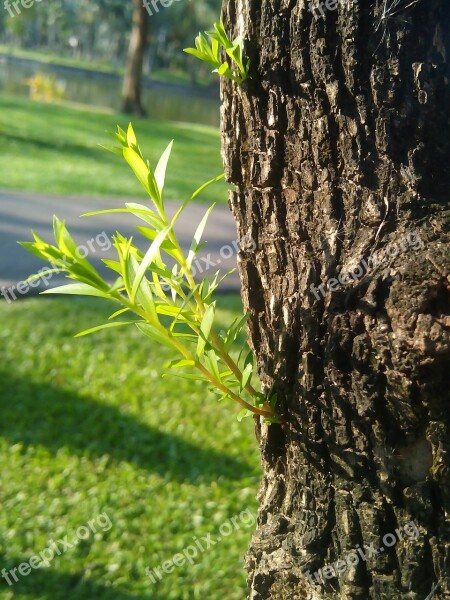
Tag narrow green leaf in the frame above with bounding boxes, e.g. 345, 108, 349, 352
171, 173, 224, 227
31, 230, 47, 244
217, 62, 230, 76
52, 216, 106, 286
237, 409, 253, 422
76, 320, 140, 338
169, 263, 180, 302
115, 125, 127, 145
147, 169, 162, 210
82, 207, 165, 231
126, 203, 167, 229
53, 216, 78, 261
131, 225, 172, 302
183, 48, 208, 61
156, 305, 194, 319
212, 391, 230, 403
192, 173, 225, 200
224, 313, 249, 349
136, 322, 179, 351
201, 303, 215, 338
41, 283, 115, 299
227, 40, 245, 73
187, 203, 215, 267
126, 122, 137, 147
127, 253, 159, 322
24, 268, 63, 283
99, 144, 123, 156
114, 235, 133, 296
211, 38, 220, 62
154, 140, 174, 198
18, 241, 52, 261
136, 227, 178, 257
123, 147, 150, 194
170, 372, 210, 382
204, 349, 220, 380
164, 359, 195, 370
241, 362, 253, 391
172, 332, 198, 343
109, 308, 130, 320
197, 303, 215, 357
215, 19, 233, 49
243, 349, 254, 367
102, 259, 122, 274
149, 271, 168, 302
169, 282, 201, 333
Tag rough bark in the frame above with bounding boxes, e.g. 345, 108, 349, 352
220, 1, 450, 598
122, 0, 149, 116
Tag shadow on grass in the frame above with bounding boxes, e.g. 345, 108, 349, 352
0, 552, 150, 600
0, 371, 255, 484
3, 131, 113, 163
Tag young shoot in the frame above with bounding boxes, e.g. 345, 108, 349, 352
20, 124, 277, 423
184, 19, 250, 84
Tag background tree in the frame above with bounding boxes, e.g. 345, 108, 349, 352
220, 0, 450, 597
121, 0, 149, 116
0, 0, 221, 86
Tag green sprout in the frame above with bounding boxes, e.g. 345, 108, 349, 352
20, 124, 277, 422
184, 20, 250, 84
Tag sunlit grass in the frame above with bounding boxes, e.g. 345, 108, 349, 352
0, 294, 259, 600
0, 95, 227, 203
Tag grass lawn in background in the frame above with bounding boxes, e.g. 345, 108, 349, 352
0, 95, 227, 203
0, 294, 259, 600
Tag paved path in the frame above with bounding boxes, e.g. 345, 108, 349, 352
0, 190, 241, 301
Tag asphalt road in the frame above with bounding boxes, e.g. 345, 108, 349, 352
0, 190, 241, 302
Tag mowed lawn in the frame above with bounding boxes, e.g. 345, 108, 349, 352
0, 295, 260, 600
0, 95, 227, 203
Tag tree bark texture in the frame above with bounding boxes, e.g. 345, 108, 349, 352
220, 1, 450, 598
122, 0, 149, 116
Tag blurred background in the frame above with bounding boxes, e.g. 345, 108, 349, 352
0, 2, 260, 599
0, 0, 222, 123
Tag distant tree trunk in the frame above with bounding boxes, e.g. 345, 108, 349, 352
221, 1, 450, 598
122, 0, 149, 116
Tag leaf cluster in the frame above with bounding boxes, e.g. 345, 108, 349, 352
184, 20, 250, 84
20, 124, 277, 422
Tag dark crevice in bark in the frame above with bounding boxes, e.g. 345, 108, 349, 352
262, 422, 287, 462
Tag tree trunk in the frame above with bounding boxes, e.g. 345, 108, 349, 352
220, 1, 450, 598
121, 0, 149, 117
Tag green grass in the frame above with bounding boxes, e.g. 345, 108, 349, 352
0, 95, 227, 203
0, 45, 211, 87
0, 294, 259, 600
